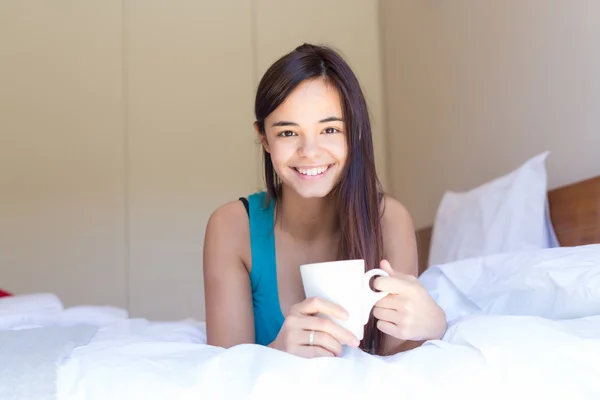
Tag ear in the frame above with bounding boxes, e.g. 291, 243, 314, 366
254, 121, 270, 153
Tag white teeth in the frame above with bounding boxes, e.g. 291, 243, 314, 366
297, 166, 329, 176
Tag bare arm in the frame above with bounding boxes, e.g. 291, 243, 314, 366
203, 201, 255, 347
380, 195, 419, 278
203, 200, 360, 357
379, 195, 431, 355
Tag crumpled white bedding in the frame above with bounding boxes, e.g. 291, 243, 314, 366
0, 293, 128, 331
3, 245, 600, 399
0, 325, 97, 400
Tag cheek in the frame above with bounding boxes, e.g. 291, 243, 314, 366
329, 138, 348, 165
268, 141, 295, 168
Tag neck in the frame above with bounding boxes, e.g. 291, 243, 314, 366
276, 186, 338, 242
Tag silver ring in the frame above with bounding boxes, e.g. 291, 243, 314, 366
308, 330, 315, 346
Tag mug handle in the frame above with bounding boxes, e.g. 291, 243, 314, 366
361, 268, 389, 324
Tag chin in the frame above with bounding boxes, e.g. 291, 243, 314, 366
295, 188, 333, 199
284, 180, 339, 199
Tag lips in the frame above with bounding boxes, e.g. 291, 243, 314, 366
294, 165, 330, 176
291, 164, 334, 180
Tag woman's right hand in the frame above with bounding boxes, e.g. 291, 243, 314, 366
268, 297, 361, 358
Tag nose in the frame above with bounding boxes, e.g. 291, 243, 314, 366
298, 135, 322, 159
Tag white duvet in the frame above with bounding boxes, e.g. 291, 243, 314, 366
3, 245, 600, 399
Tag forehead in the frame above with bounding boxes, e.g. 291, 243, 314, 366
267, 78, 343, 124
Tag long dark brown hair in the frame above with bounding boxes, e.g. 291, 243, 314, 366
254, 43, 385, 355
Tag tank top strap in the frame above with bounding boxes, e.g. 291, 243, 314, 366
247, 191, 276, 291
245, 191, 284, 345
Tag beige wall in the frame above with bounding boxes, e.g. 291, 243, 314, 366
0, 1, 385, 321
124, 1, 257, 320
0, 2, 128, 308
380, 1, 600, 229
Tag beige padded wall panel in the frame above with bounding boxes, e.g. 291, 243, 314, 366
126, 0, 257, 321
0, 1, 127, 307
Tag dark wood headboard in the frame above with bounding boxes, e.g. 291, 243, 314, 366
416, 176, 600, 275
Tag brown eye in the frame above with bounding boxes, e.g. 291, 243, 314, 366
278, 130, 296, 137
324, 127, 339, 134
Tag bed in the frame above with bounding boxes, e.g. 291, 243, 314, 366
1, 171, 600, 399
416, 175, 600, 274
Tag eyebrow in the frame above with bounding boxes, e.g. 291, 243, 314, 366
319, 116, 343, 123
271, 116, 343, 127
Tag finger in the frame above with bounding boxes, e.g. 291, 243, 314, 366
376, 319, 406, 340
373, 272, 419, 295
294, 297, 349, 320
379, 259, 395, 275
373, 276, 407, 295
300, 315, 360, 347
378, 259, 419, 282
294, 345, 335, 359
296, 330, 343, 356
374, 295, 403, 310
372, 306, 401, 325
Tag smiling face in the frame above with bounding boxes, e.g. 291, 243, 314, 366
258, 78, 348, 199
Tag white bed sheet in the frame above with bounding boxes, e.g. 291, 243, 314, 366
4, 245, 600, 399
56, 315, 600, 400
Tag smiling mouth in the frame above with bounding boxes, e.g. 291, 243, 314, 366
292, 165, 332, 177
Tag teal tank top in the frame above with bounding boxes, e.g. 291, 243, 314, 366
241, 191, 285, 346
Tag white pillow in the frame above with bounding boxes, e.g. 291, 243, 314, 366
0, 293, 63, 316
428, 152, 558, 267
420, 244, 600, 321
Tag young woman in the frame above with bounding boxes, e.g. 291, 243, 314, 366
203, 43, 446, 358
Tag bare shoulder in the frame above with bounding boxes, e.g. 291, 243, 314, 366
380, 194, 418, 276
203, 199, 255, 346
380, 194, 415, 232
203, 199, 250, 270
206, 199, 249, 236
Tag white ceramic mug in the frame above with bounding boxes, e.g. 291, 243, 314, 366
299, 259, 389, 341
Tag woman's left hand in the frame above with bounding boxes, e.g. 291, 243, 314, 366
372, 260, 447, 342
